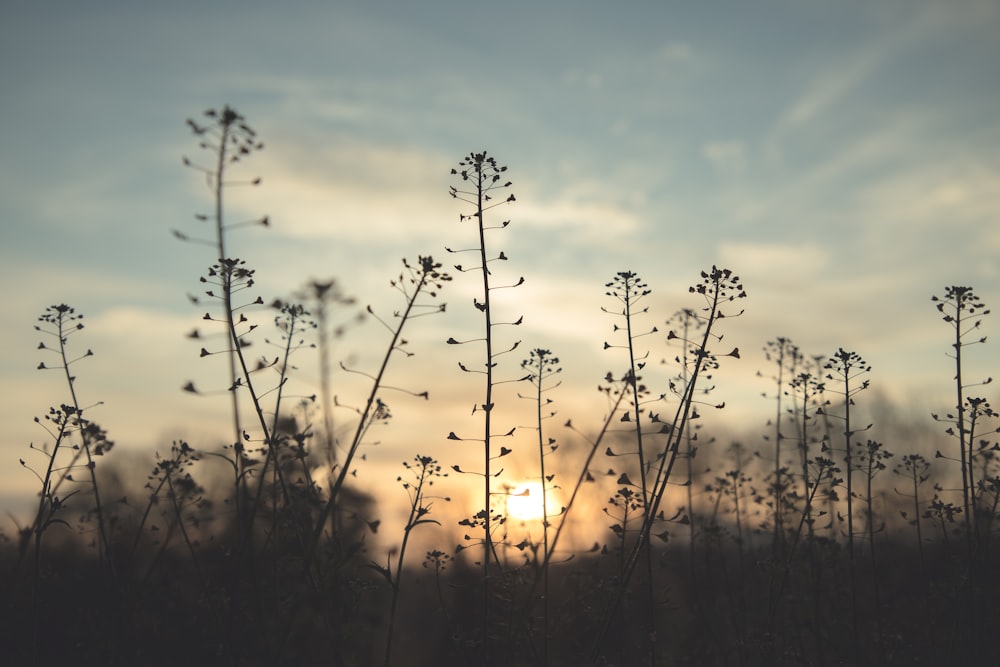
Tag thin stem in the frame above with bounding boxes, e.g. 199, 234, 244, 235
304, 261, 437, 577
212, 113, 246, 521
475, 160, 495, 659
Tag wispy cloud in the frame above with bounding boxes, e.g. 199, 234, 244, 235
257, 137, 452, 244
717, 241, 830, 284
701, 140, 747, 175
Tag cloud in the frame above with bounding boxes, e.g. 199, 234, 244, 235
251, 137, 454, 246
717, 241, 830, 284
778, 53, 877, 131
903, 0, 1000, 36
856, 159, 1000, 235
85, 305, 193, 340
769, 4, 951, 140
701, 141, 746, 174
516, 193, 644, 239
730, 114, 931, 231
656, 41, 694, 63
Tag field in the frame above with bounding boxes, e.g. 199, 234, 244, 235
2, 108, 998, 667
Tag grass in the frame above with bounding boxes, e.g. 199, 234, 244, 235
2, 106, 1000, 666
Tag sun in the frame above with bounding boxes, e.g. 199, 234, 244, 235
505, 481, 556, 522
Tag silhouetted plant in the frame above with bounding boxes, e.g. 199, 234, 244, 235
21, 404, 82, 663
601, 270, 661, 659
820, 347, 871, 661
760, 337, 799, 551
976, 474, 1000, 546
893, 453, 932, 565
27, 305, 116, 661
924, 488, 962, 542
306, 256, 450, 579
603, 484, 645, 654
931, 285, 991, 551
721, 443, 752, 642
245, 301, 322, 594
857, 438, 893, 656
555, 370, 631, 562
663, 307, 709, 581
789, 366, 825, 544
422, 549, 457, 642
631, 267, 744, 573
33, 305, 114, 566
962, 398, 1000, 529
180, 107, 268, 529
377, 455, 449, 666
447, 151, 520, 659
190, 257, 324, 661
134, 440, 208, 590
190, 256, 271, 554
591, 266, 745, 662
517, 347, 562, 665
20, 403, 76, 555
767, 455, 841, 637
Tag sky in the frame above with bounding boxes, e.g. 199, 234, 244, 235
2, 0, 999, 537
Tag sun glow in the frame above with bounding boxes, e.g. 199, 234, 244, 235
505, 481, 559, 522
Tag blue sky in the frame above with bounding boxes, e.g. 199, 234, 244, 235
2, 0, 999, 520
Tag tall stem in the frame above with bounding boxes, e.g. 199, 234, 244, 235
475, 163, 495, 656
213, 112, 245, 504
55, 315, 111, 570
533, 360, 550, 666
621, 279, 655, 663
953, 298, 973, 549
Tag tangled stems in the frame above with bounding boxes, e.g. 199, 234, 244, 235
31, 305, 116, 662
763, 337, 800, 550
592, 267, 745, 661
381, 455, 449, 667
34, 305, 113, 570
767, 456, 842, 629
664, 307, 707, 579
197, 258, 272, 530
304, 256, 450, 579
932, 286, 991, 551
247, 302, 317, 531
547, 371, 631, 574
629, 268, 744, 589
602, 271, 658, 661
182, 107, 266, 496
